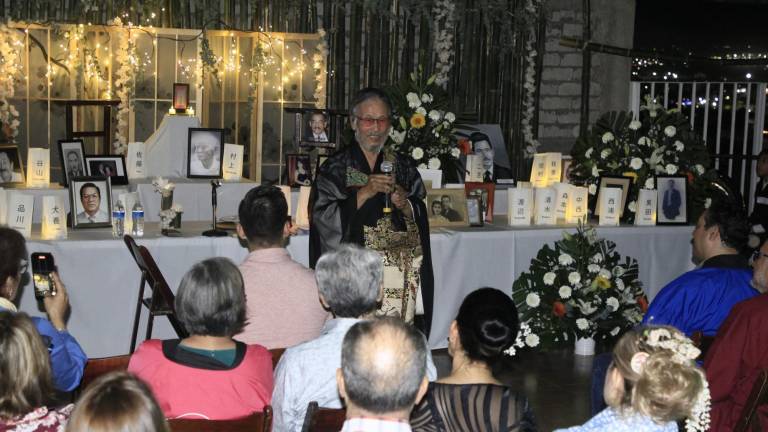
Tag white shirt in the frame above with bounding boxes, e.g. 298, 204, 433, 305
189, 157, 220, 176
76, 209, 109, 223
271, 318, 437, 432
341, 417, 413, 432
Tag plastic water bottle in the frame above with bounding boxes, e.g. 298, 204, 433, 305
131, 201, 145, 237
112, 201, 125, 238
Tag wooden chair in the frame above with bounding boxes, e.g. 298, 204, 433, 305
270, 347, 286, 370
301, 401, 346, 432
734, 369, 768, 432
124, 235, 188, 353
168, 407, 272, 432
691, 330, 716, 360
77, 355, 131, 393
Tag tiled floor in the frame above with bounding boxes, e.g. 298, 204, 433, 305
432, 349, 594, 431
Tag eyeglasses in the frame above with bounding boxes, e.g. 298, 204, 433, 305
18, 259, 28, 275
752, 250, 768, 261
355, 116, 391, 128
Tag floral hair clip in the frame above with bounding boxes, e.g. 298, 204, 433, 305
503, 322, 539, 357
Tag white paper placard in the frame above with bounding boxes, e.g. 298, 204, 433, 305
41, 195, 67, 240
7, 193, 34, 238
295, 186, 311, 229
26, 148, 50, 188
517, 181, 532, 189
222, 143, 244, 181
417, 168, 442, 189
126, 142, 146, 179
529, 153, 548, 188
508, 187, 533, 226
567, 186, 589, 224
0, 188, 6, 225
278, 185, 292, 217
598, 187, 622, 226
546, 153, 563, 186
554, 182, 570, 222
635, 189, 658, 226
465, 154, 485, 183
534, 187, 557, 225
119, 192, 139, 234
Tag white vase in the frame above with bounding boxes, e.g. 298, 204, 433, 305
574, 336, 596, 356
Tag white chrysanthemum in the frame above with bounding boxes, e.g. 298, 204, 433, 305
638, 136, 649, 146
629, 120, 642, 130
421, 93, 433, 103
599, 269, 612, 280
568, 272, 581, 285
428, 110, 441, 122
644, 177, 655, 189
665, 163, 678, 175
559, 285, 572, 299
406, 92, 421, 108
418, 163, 427, 169
445, 112, 456, 123
664, 126, 677, 137
450, 147, 461, 158
588, 264, 600, 273
591, 165, 600, 177
411, 147, 424, 160
601, 132, 614, 143
585, 147, 594, 158
695, 164, 705, 175
588, 184, 597, 195
591, 253, 603, 263
428, 158, 441, 170
416, 106, 427, 115
543, 272, 556, 285
526, 293, 541, 308
600, 149, 611, 159
525, 334, 540, 347
673, 140, 684, 152
576, 318, 589, 330
630, 157, 643, 170
628, 200, 637, 213
558, 253, 574, 266
606, 297, 620, 311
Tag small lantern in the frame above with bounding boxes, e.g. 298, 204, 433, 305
172, 83, 190, 113
566, 185, 589, 224
26, 148, 50, 188
41, 195, 67, 240
222, 144, 244, 181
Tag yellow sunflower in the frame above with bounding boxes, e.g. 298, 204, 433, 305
410, 113, 426, 129
592, 276, 612, 289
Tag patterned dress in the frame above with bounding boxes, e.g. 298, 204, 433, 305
0, 405, 73, 432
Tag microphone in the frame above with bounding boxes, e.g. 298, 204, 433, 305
203, 180, 227, 237
380, 160, 394, 214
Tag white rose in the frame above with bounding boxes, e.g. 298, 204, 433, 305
695, 164, 705, 175
525, 334, 540, 347
543, 272, 556, 285
558, 254, 574, 266
588, 264, 600, 273
416, 106, 427, 115
450, 147, 461, 158
664, 126, 677, 137
665, 163, 678, 175
638, 136, 649, 146
428, 157, 441, 170
606, 297, 620, 311
628, 200, 637, 213
406, 92, 421, 108
445, 112, 456, 123
584, 147, 594, 158
629, 120, 642, 130
526, 293, 541, 308
576, 318, 589, 330
428, 110, 441, 122
630, 157, 643, 170
421, 93, 433, 103
601, 132, 614, 143
600, 149, 611, 159
568, 272, 581, 285
591, 165, 600, 177
673, 140, 684, 152
591, 253, 603, 263
644, 177, 655, 189
598, 269, 612, 280
559, 285, 572, 299
588, 184, 597, 195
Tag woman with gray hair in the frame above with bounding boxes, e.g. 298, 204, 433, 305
128, 257, 273, 420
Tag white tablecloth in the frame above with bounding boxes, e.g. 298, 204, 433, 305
134, 179, 258, 222
144, 115, 201, 178
17, 222, 693, 357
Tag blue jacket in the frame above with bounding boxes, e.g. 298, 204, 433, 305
0, 306, 87, 391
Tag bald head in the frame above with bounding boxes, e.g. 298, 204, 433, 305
340, 317, 427, 414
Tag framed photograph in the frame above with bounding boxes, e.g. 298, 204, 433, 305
187, 128, 225, 179
0, 145, 25, 186
58, 139, 85, 187
466, 197, 484, 227
561, 155, 573, 184
426, 189, 468, 228
656, 175, 688, 224
85, 155, 128, 185
465, 182, 495, 223
173, 83, 190, 112
595, 175, 633, 217
298, 111, 335, 148
286, 153, 313, 187
69, 176, 113, 229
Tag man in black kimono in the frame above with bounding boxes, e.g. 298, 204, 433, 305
309, 87, 434, 336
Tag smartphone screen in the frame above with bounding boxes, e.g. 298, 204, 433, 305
31, 253, 55, 299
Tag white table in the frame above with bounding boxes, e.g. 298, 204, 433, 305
133, 179, 259, 222
17, 222, 693, 358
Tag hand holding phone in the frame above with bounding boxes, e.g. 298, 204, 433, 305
43, 272, 69, 331
31, 253, 56, 300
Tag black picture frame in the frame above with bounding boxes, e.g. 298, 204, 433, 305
595, 175, 633, 217
187, 128, 225, 179
85, 155, 129, 185
656, 175, 688, 224
58, 139, 85, 187
69, 176, 113, 229
0, 145, 25, 186
286, 153, 313, 187
173, 83, 190, 112
297, 111, 336, 149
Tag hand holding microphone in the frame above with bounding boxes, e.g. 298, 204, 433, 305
380, 160, 394, 213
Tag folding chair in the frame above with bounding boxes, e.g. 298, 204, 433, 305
270, 347, 286, 370
301, 401, 346, 432
168, 407, 273, 432
77, 354, 131, 393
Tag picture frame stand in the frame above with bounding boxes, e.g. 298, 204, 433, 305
202, 180, 227, 237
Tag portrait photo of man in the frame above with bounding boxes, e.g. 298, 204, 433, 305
188, 128, 224, 178
0, 148, 23, 184
75, 181, 110, 224
657, 176, 687, 224
65, 150, 85, 179
305, 112, 329, 142
441, 194, 462, 222
58, 140, 86, 186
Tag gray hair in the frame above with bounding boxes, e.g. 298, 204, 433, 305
315, 244, 382, 318
341, 317, 427, 413
350, 87, 393, 117
175, 257, 246, 337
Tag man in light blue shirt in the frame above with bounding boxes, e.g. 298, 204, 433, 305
271, 244, 437, 431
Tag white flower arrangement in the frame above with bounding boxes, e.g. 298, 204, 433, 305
0, 24, 23, 142
151, 177, 176, 195
431, 0, 456, 88
110, 17, 139, 154
543, 272, 556, 285
313, 29, 329, 108
521, 0, 544, 157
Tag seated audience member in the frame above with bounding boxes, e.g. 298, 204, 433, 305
271, 244, 437, 432
643, 200, 758, 336
411, 288, 536, 432
67, 372, 169, 432
703, 239, 768, 430
556, 326, 709, 432
235, 185, 328, 349
0, 227, 86, 392
0, 311, 73, 431
338, 317, 429, 432
128, 257, 273, 420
